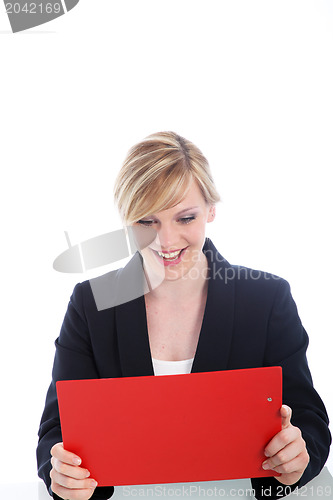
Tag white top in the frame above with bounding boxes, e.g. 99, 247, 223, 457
152, 357, 194, 376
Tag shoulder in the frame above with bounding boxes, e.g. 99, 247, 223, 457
204, 238, 288, 296
71, 267, 122, 314
71, 250, 145, 313
230, 263, 288, 294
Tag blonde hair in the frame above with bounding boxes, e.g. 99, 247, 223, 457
114, 131, 221, 224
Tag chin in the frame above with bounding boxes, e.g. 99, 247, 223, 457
164, 263, 194, 282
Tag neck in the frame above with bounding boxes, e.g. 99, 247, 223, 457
144, 252, 209, 303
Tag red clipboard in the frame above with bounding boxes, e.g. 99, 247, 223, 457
56, 366, 282, 486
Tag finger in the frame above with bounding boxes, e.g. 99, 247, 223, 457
264, 425, 301, 458
50, 468, 98, 491
52, 482, 96, 500
281, 405, 292, 429
51, 457, 91, 480
262, 440, 301, 470
266, 453, 308, 475
51, 442, 82, 466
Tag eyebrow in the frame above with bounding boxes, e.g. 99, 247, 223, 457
174, 206, 200, 216
148, 206, 200, 218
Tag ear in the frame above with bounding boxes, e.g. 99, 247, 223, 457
207, 205, 216, 223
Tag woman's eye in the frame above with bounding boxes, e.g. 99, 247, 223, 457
179, 216, 196, 224
137, 216, 196, 226
137, 220, 155, 227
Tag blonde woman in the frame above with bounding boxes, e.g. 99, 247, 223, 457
37, 132, 331, 500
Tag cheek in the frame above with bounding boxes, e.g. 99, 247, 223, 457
187, 222, 206, 243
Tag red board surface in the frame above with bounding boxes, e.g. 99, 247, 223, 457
56, 367, 282, 486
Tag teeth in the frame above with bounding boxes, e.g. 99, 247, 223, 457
157, 249, 182, 259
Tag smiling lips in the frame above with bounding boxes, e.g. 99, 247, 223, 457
157, 249, 182, 259
151, 247, 187, 265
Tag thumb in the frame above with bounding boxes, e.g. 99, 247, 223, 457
281, 404, 292, 429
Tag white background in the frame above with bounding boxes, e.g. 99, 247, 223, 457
0, 0, 332, 489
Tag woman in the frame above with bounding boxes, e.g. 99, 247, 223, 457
37, 132, 331, 500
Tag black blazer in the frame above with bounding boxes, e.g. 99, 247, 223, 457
37, 238, 331, 500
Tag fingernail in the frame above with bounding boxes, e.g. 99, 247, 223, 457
264, 450, 270, 457
282, 405, 290, 412
262, 462, 270, 470
73, 457, 81, 465
90, 480, 98, 488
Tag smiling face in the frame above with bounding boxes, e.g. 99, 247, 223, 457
135, 181, 215, 283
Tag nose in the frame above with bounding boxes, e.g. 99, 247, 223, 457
155, 222, 178, 250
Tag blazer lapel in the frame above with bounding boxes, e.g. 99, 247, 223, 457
115, 238, 235, 377
115, 252, 154, 377
191, 239, 235, 373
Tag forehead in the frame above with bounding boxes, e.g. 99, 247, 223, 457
153, 181, 207, 216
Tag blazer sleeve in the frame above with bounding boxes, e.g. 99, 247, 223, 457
250, 278, 331, 499
36, 283, 114, 500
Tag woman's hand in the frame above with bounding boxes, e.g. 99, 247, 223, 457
50, 442, 98, 500
262, 405, 310, 485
